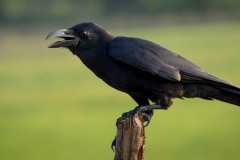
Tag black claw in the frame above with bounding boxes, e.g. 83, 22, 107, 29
111, 137, 116, 152
144, 120, 150, 127
116, 104, 163, 127
115, 105, 158, 128
112, 104, 165, 151
140, 112, 152, 127
116, 108, 137, 126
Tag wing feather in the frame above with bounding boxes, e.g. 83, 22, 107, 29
109, 37, 182, 81
108, 37, 208, 82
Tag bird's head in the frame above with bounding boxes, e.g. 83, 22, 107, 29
46, 22, 113, 54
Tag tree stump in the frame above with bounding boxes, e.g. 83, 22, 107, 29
114, 113, 146, 160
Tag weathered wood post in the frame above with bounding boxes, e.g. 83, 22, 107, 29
114, 112, 146, 160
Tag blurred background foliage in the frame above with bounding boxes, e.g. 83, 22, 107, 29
0, 0, 240, 160
1, 0, 240, 26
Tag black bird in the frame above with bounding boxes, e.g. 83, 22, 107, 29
46, 22, 240, 122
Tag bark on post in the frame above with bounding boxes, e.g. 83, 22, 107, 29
114, 113, 146, 160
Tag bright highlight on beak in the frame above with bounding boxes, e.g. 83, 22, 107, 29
46, 29, 78, 48
46, 29, 75, 40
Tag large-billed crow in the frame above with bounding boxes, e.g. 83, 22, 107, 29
46, 22, 240, 122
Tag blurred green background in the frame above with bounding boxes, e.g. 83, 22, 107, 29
0, 0, 240, 160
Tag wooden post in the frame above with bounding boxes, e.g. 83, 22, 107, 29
114, 113, 146, 160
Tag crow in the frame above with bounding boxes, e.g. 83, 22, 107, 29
46, 22, 240, 123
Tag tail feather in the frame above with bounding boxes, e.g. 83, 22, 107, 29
212, 84, 240, 106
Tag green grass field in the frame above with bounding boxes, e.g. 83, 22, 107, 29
0, 22, 240, 160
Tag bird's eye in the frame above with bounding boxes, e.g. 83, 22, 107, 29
80, 31, 90, 39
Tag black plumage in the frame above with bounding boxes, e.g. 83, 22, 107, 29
46, 22, 240, 109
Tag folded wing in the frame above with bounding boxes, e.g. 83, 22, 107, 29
109, 37, 209, 81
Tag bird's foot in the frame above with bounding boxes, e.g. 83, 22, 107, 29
111, 104, 166, 151
116, 104, 165, 127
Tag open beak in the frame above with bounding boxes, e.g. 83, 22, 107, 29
46, 29, 78, 48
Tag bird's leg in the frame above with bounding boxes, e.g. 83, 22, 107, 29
116, 104, 165, 127
112, 97, 172, 151
118, 96, 157, 126
111, 103, 165, 151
